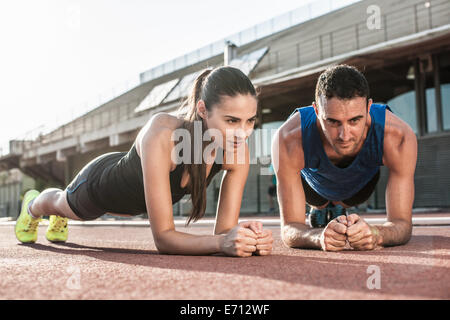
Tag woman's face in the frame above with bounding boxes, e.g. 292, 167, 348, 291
198, 94, 258, 154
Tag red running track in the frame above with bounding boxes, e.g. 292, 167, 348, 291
0, 223, 449, 300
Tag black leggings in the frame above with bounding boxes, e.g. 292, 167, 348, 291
301, 170, 380, 207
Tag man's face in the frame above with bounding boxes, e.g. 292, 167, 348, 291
314, 96, 372, 157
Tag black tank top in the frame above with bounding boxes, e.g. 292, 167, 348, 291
87, 143, 223, 214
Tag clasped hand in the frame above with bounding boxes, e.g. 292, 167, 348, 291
320, 214, 380, 251
221, 221, 273, 257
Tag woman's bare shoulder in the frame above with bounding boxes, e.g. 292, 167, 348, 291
136, 113, 184, 156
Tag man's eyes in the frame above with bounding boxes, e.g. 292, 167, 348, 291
327, 119, 359, 125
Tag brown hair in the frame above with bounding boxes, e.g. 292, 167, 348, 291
315, 64, 370, 106
178, 66, 257, 225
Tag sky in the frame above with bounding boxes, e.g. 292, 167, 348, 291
0, 0, 316, 154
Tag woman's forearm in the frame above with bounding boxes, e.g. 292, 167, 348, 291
154, 229, 225, 255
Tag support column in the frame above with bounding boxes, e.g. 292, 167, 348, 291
414, 59, 427, 136
433, 55, 444, 132
63, 157, 72, 186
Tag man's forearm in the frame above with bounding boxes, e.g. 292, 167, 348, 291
281, 222, 323, 249
372, 219, 412, 247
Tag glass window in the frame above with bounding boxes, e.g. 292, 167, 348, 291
442, 83, 450, 130
387, 90, 418, 134
229, 47, 268, 76
164, 71, 203, 103
425, 88, 438, 133
134, 78, 179, 113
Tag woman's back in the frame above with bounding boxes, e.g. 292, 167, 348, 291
87, 113, 222, 214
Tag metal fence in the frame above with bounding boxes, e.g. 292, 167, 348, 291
139, 0, 361, 83
257, 0, 450, 76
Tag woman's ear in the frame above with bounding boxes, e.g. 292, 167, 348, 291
196, 100, 208, 120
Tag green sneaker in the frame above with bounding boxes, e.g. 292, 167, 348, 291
46, 215, 68, 242
15, 190, 41, 243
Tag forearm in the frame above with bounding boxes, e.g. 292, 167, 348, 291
155, 230, 224, 255
371, 219, 412, 247
281, 222, 323, 249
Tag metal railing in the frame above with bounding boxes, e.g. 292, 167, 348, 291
139, 0, 361, 84
256, 0, 450, 78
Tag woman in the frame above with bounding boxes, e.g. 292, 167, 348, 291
15, 66, 273, 257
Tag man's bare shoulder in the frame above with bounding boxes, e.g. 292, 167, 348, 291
279, 111, 302, 142
383, 110, 417, 168
275, 110, 304, 167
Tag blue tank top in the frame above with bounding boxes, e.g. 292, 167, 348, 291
293, 104, 390, 201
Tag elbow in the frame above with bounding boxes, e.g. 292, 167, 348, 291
154, 239, 170, 254
280, 225, 298, 248
382, 219, 413, 247
155, 246, 170, 255
153, 231, 175, 255
401, 224, 413, 245
398, 219, 413, 245
281, 237, 296, 248
393, 231, 412, 247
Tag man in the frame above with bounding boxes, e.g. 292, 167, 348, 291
272, 65, 417, 251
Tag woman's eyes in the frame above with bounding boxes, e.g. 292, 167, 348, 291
227, 119, 256, 124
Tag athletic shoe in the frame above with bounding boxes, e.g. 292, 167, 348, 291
46, 215, 68, 242
308, 206, 328, 228
15, 190, 41, 243
328, 204, 347, 222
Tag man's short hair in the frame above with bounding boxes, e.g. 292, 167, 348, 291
315, 65, 370, 105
